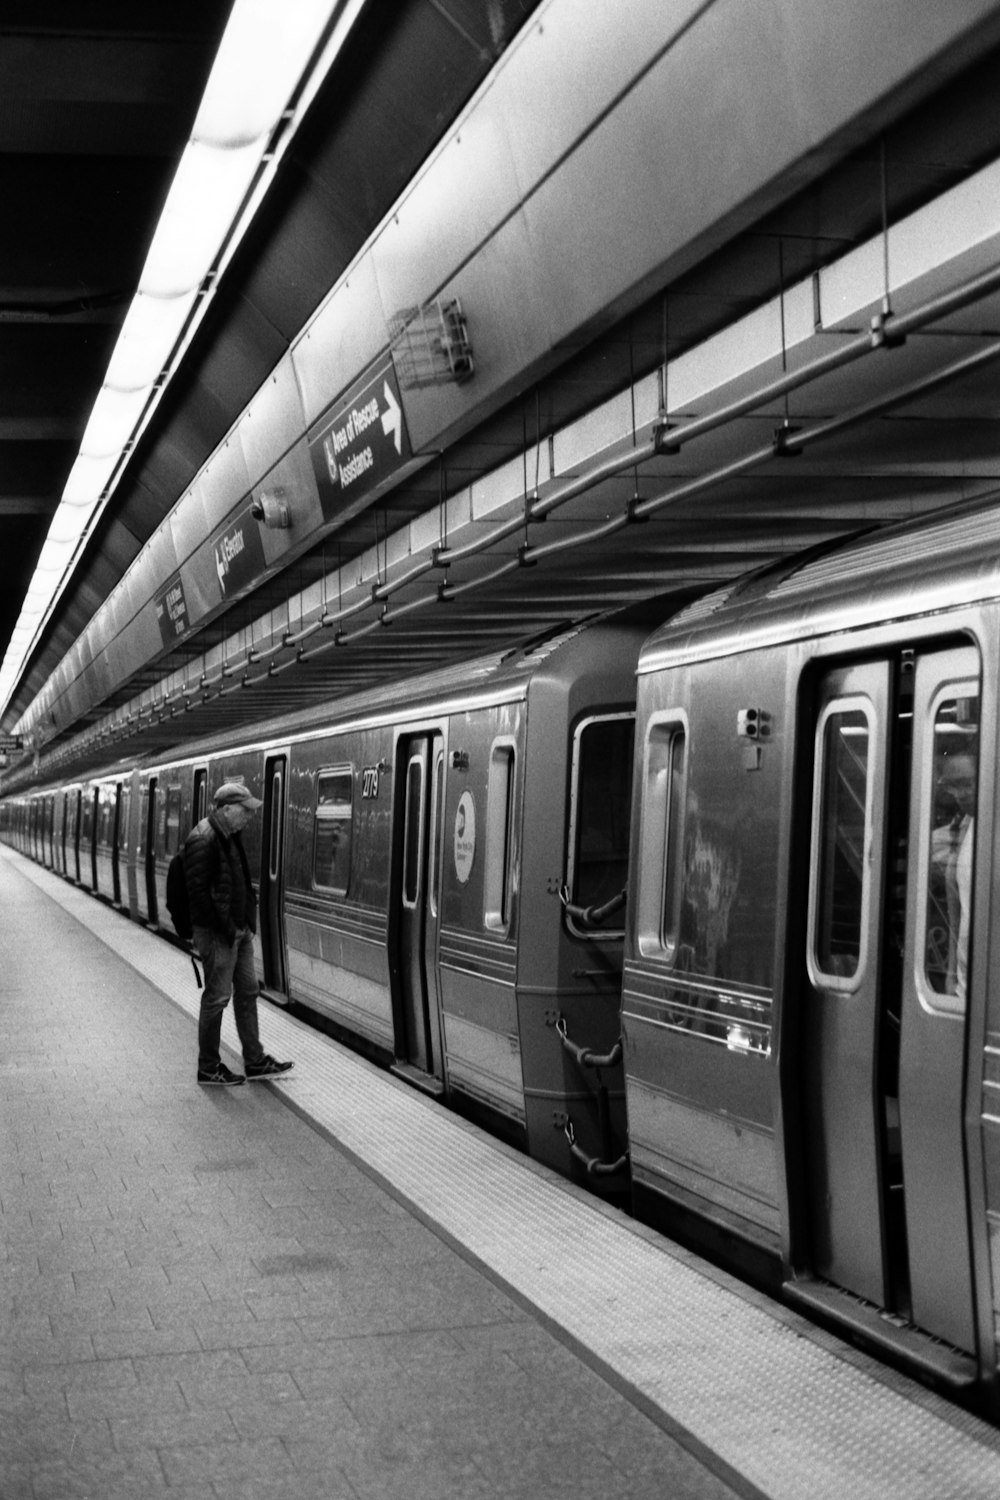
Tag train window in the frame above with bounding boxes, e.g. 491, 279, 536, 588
313, 767, 353, 895
637, 717, 686, 958
97, 787, 116, 849
402, 755, 425, 908
567, 713, 634, 936
429, 748, 444, 919
194, 769, 208, 824
80, 787, 96, 845
119, 783, 131, 850
163, 786, 182, 856
484, 740, 516, 932
810, 699, 874, 987
922, 691, 978, 1015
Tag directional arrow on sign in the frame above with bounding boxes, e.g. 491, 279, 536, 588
381, 380, 402, 454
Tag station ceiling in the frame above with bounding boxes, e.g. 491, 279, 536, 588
3, 2, 1000, 784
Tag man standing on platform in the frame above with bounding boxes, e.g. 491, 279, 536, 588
183, 781, 294, 1086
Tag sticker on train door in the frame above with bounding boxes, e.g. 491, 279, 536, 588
454, 792, 476, 883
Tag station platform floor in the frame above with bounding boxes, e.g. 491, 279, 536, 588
3, 846, 1000, 1500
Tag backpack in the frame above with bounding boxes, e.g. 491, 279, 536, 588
165, 849, 193, 941
166, 846, 204, 985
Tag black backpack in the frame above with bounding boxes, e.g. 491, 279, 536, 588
166, 835, 207, 985
165, 850, 193, 940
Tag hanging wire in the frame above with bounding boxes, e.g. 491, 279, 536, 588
881, 134, 892, 317
628, 316, 639, 502
522, 400, 531, 550
778, 239, 791, 421
24, 253, 1000, 775
439, 452, 448, 553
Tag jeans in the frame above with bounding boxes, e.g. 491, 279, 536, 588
192, 926, 264, 1072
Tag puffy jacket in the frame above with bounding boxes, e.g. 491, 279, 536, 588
182, 812, 257, 942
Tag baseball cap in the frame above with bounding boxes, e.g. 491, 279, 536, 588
214, 781, 263, 810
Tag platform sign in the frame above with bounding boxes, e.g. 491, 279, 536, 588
210, 506, 266, 601
309, 357, 411, 521
0, 734, 22, 767
154, 573, 190, 647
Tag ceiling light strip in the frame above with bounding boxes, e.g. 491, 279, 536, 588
0, 0, 369, 724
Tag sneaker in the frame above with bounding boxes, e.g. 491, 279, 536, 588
197, 1063, 246, 1086
245, 1055, 294, 1080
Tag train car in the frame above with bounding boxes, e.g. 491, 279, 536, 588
9, 505, 1000, 1409
10, 612, 650, 1194
622, 496, 1000, 1406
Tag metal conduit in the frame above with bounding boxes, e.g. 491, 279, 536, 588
60, 258, 1000, 755
783, 336, 1000, 457
633, 335, 1000, 521
434, 509, 530, 568
529, 254, 1000, 523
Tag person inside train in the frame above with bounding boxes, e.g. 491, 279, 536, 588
930, 744, 977, 1005
183, 781, 295, 1086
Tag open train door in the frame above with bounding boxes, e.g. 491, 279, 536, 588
391, 731, 446, 1094
259, 752, 289, 1003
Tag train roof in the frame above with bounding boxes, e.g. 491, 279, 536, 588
638, 490, 1000, 673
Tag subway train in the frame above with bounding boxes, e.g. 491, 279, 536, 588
1, 612, 652, 1198
4, 493, 1000, 1413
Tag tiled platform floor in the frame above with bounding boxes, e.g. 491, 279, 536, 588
4, 844, 1000, 1499
0, 849, 746, 1500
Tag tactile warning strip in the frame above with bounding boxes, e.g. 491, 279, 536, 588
14, 850, 1000, 1500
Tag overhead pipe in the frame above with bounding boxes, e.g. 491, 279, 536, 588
22, 258, 1000, 771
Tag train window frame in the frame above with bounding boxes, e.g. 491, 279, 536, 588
96, 784, 117, 850
484, 737, 516, 933
428, 745, 444, 920
80, 785, 97, 846
119, 782, 131, 856
312, 764, 354, 897
401, 752, 426, 911
807, 694, 878, 994
566, 711, 635, 940
163, 784, 183, 857
914, 676, 979, 1019
636, 711, 688, 960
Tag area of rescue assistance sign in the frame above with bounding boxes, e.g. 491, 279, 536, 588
309, 356, 411, 516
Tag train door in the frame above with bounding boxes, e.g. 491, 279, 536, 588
57, 792, 68, 875
192, 767, 208, 826
141, 776, 158, 925
259, 753, 288, 999
67, 789, 80, 882
798, 645, 978, 1352
393, 731, 446, 1086
110, 783, 123, 905
899, 647, 979, 1350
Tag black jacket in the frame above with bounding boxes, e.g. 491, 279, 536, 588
182, 812, 257, 942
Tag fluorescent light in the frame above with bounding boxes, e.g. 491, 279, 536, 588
81, 387, 152, 458
194, 0, 338, 144
104, 290, 199, 390
1, 0, 370, 733
141, 139, 263, 296
33, 539, 77, 577
61, 454, 117, 507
